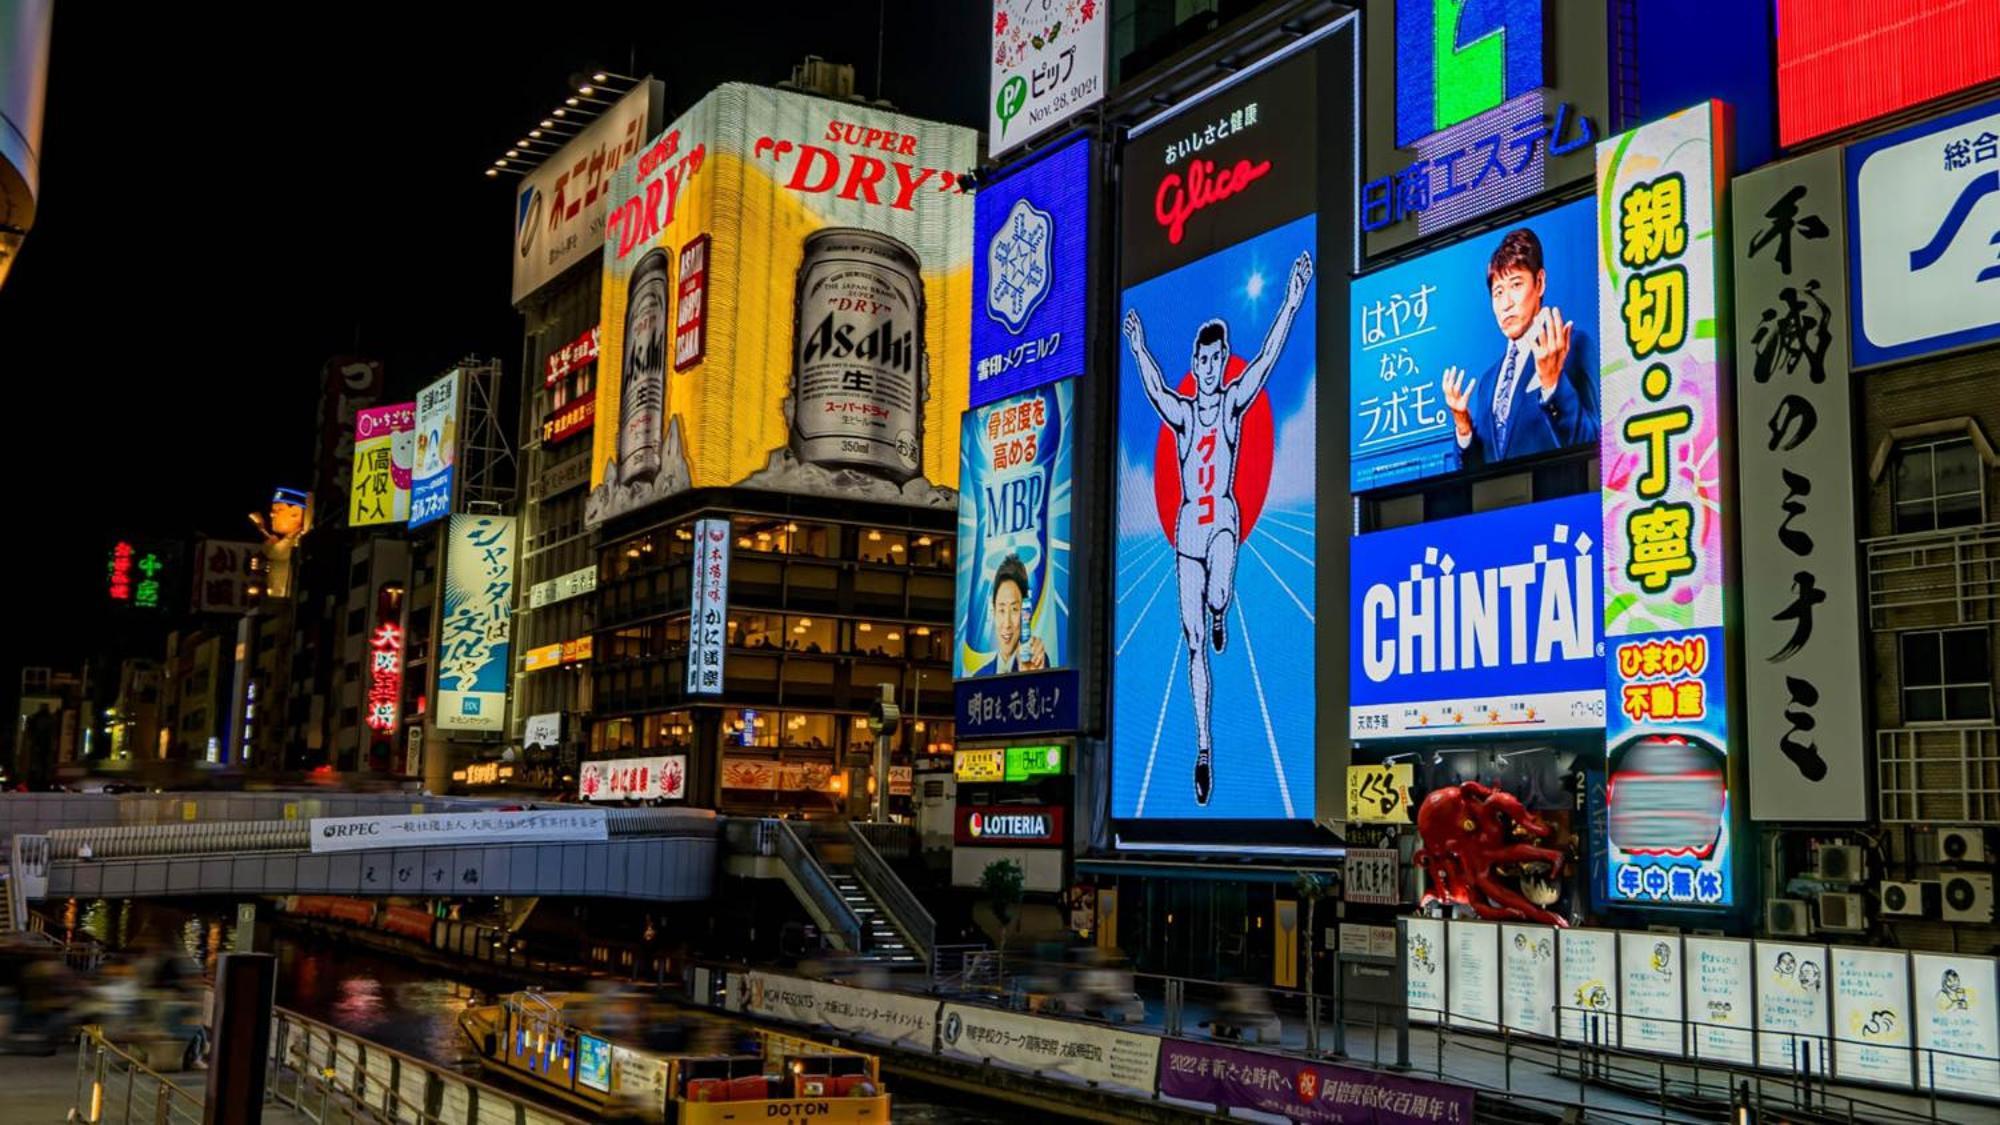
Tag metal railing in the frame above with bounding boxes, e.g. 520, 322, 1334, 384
73, 1027, 205, 1125
772, 818, 864, 951
846, 821, 934, 962
1877, 724, 2000, 823
1864, 521, 2000, 629
38, 806, 719, 860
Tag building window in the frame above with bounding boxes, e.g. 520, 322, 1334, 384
1892, 437, 1984, 534
1899, 628, 1993, 724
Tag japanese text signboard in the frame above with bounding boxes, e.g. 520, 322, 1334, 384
1847, 96, 2000, 368
1732, 150, 1865, 823
437, 515, 514, 732
512, 84, 659, 304
972, 133, 1091, 406
938, 1003, 1158, 1094
350, 402, 415, 527
578, 755, 687, 802
365, 583, 405, 743
1158, 1038, 1474, 1124
410, 372, 460, 530
685, 518, 730, 695
309, 809, 606, 853
740, 972, 938, 1050
191, 538, 262, 614
1597, 102, 1735, 908
988, 1, 1106, 158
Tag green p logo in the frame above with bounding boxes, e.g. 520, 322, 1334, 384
996, 76, 1028, 135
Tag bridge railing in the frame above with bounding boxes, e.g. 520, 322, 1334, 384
847, 821, 934, 962
772, 818, 865, 952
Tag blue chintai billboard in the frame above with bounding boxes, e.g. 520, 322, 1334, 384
1350, 493, 1605, 739
970, 133, 1091, 407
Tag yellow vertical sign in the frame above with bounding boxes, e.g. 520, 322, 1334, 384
1346, 763, 1415, 823
1095, 888, 1119, 953
1273, 900, 1300, 988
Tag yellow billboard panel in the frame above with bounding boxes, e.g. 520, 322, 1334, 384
587, 84, 975, 527
1346, 763, 1415, 823
954, 748, 1005, 783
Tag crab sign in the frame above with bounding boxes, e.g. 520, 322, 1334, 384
1414, 780, 1570, 927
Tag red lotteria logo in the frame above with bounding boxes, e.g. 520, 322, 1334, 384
969, 813, 984, 837
1154, 157, 1272, 245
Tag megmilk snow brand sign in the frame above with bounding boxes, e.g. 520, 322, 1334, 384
512, 83, 661, 304
436, 515, 514, 731
309, 809, 607, 853
971, 133, 1091, 406
989, 0, 1106, 157
1732, 149, 1866, 823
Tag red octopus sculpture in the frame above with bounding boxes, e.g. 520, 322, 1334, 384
1414, 780, 1569, 927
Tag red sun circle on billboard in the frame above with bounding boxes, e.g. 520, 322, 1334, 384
1153, 355, 1274, 545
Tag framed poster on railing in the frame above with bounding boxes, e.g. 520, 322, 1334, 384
1501, 924, 1558, 1039
1911, 953, 2000, 1098
1831, 947, 1915, 1089
1559, 929, 1619, 1046
1448, 921, 1501, 1032
1404, 917, 1445, 1026
1619, 931, 1685, 1056
1754, 940, 1832, 1078
1685, 936, 1755, 1067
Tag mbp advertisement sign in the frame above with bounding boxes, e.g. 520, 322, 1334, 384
1732, 150, 1866, 822
1111, 22, 1355, 830
989, 0, 1106, 157
349, 402, 415, 527
1597, 103, 1735, 909
1350, 197, 1599, 492
954, 380, 1076, 738
972, 132, 1091, 406
1350, 493, 1605, 739
437, 515, 515, 732
1848, 96, 2000, 368
410, 371, 461, 530
586, 84, 975, 528
512, 82, 660, 304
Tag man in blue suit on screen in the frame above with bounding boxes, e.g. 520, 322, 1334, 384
1440, 228, 1598, 467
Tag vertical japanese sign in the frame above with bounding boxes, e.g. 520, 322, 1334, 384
350, 402, 415, 527
1598, 102, 1734, 909
989, 0, 1106, 157
191, 539, 262, 614
365, 583, 405, 747
410, 372, 461, 530
107, 540, 167, 610
685, 517, 730, 695
1732, 150, 1865, 822
437, 515, 514, 732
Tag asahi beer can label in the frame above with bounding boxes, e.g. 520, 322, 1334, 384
792, 227, 927, 482
616, 248, 672, 485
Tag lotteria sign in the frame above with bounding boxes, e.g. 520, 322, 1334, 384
1351, 493, 1605, 739
956, 805, 1065, 845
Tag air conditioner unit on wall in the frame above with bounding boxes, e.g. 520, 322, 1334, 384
1814, 844, 1864, 882
1766, 898, 1811, 937
1879, 880, 1940, 918
1940, 828, 1990, 865
1818, 892, 1868, 933
1942, 872, 1995, 923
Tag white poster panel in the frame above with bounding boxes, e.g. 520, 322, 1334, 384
1756, 941, 1832, 1077
437, 515, 515, 730
409, 371, 461, 530
1448, 921, 1501, 1031
1619, 932, 1684, 1056
988, 0, 1107, 156
1405, 917, 1445, 1025
1912, 953, 2000, 1097
512, 83, 658, 304
739, 972, 938, 1051
1560, 929, 1619, 1046
308, 808, 607, 853
938, 1003, 1159, 1094
578, 755, 688, 802
1501, 925, 1558, 1039
1685, 937, 1756, 1066
1833, 947, 1914, 1088
685, 518, 730, 695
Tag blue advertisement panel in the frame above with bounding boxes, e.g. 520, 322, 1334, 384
956, 669, 1079, 740
1350, 493, 1605, 739
438, 514, 515, 732
409, 370, 460, 530
971, 134, 1092, 407
1847, 96, 2000, 368
1111, 213, 1317, 820
1350, 197, 1599, 492
954, 380, 1076, 733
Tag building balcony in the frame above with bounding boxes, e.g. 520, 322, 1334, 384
1865, 520, 2000, 631
1876, 724, 2000, 824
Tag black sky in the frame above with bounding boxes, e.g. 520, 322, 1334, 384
0, 2, 989, 689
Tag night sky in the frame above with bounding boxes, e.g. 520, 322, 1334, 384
0, 3, 988, 702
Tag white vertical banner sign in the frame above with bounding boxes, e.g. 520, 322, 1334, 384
1731, 148, 1866, 822
1448, 921, 1501, 1031
1755, 940, 1833, 1078
1559, 929, 1619, 1046
685, 518, 730, 695
1685, 937, 1756, 1066
1911, 953, 2000, 1097
437, 515, 515, 731
1619, 932, 1685, 1056
988, 0, 1108, 157
1832, 947, 1914, 1088
1404, 917, 1445, 1025
1501, 925, 1558, 1039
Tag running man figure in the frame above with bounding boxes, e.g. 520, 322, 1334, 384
1122, 250, 1313, 806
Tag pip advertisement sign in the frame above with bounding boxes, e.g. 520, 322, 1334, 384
971, 132, 1091, 406
587, 83, 975, 528
437, 515, 515, 732
1597, 103, 1735, 909
349, 402, 415, 527
1847, 96, 2000, 368
410, 371, 461, 530
1350, 493, 1605, 739
989, 0, 1106, 157
1111, 42, 1329, 823
1350, 197, 1599, 492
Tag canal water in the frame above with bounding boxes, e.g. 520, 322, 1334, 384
68, 901, 1022, 1123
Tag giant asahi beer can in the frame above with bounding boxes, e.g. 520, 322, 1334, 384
791, 227, 927, 483
616, 248, 672, 486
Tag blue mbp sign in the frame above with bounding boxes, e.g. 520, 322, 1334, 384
970, 133, 1091, 407
1350, 493, 1605, 739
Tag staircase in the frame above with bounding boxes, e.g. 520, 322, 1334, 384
825, 868, 922, 970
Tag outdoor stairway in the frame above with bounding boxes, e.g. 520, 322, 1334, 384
825, 869, 923, 969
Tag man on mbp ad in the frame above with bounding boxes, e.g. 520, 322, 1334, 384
977, 553, 1046, 676
1440, 228, 1598, 464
